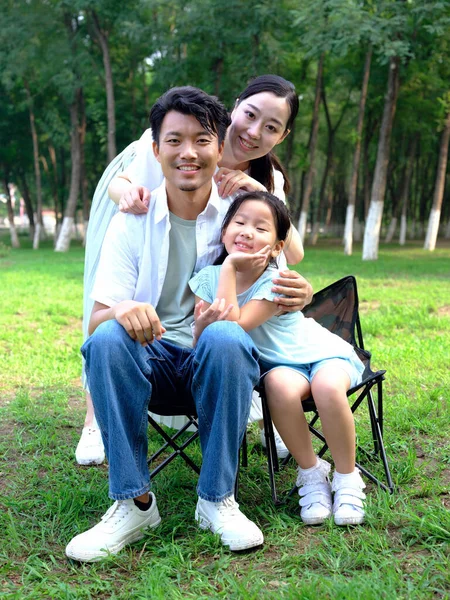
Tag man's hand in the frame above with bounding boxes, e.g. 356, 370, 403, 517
225, 245, 272, 272
193, 299, 233, 344
214, 167, 266, 198
119, 185, 151, 214
272, 270, 313, 312
112, 300, 166, 346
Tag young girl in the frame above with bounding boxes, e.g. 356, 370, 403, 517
189, 191, 367, 526
77, 75, 311, 465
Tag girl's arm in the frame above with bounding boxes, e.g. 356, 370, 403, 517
215, 253, 280, 331
192, 297, 233, 345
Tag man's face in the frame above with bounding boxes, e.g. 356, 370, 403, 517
153, 111, 224, 194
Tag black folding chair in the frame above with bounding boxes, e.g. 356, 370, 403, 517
147, 410, 248, 497
258, 275, 394, 505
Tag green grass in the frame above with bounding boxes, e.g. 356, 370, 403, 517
0, 234, 449, 599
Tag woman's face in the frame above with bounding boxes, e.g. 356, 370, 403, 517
226, 92, 291, 168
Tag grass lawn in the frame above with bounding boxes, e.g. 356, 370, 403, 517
0, 234, 449, 599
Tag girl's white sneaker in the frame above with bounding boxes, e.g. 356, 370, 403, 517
331, 469, 366, 526
296, 458, 332, 525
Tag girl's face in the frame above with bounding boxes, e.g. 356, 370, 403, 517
222, 200, 284, 259
226, 92, 291, 168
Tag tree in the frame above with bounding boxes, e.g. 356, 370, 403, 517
424, 109, 450, 250
344, 46, 372, 255
298, 53, 325, 241
362, 56, 400, 260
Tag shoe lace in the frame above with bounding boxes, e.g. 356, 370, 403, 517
101, 501, 131, 526
217, 496, 240, 518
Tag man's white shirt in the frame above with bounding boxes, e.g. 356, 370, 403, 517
91, 180, 234, 308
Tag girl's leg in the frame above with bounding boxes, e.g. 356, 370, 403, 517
264, 368, 315, 468
310, 366, 355, 473
264, 368, 333, 525
311, 365, 366, 525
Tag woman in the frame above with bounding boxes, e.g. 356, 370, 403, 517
77, 75, 312, 465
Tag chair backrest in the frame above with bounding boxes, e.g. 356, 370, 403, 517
302, 275, 360, 348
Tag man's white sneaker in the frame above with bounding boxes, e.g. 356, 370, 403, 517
296, 458, 332, 525
195, 495, 264, 551
75, 426, 105, 465
332, 469, 366, 526
260, 426, 289, 459
65, 494, 161, 562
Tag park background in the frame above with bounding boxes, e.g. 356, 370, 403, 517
0, 1, 449, 598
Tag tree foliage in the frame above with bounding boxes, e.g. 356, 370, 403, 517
1, 0, 449, 253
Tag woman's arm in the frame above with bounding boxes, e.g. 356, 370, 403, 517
107, 170, 151, 214
214, 167, 267, 198
283, 224, 304, 264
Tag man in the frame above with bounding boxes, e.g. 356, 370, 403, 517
66, 87, 264, 562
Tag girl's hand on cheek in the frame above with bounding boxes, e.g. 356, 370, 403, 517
226, 245, 272, 271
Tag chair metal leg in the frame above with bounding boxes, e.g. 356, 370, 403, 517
260, 390, 283, 505
147, 414, 201, 477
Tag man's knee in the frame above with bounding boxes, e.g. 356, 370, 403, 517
199, 321, 247, 350
196, 321, 259, 375
82, 320, 129, 359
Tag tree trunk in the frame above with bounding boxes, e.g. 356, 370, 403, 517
362, 57, 400, 260
344, 46, 372, 255
424, 111, 450, 250
311, 83, 348, 245
397, 135, 418, 245
385, 217, 397, 243
3, 177, 20, 248
311, 86, 333, 245
90, 10, 116, 162
47, 144, 61, 226
55, 89, 82, 252
79, 90, 89, 245
213, 56, 224, 98
444, 218, 450, 239
298, 52, 325, 241
18, 173, 35, 240
24, 81, 43, 250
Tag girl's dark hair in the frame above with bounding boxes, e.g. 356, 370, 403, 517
150, 86, 231, 146
236, 75, 299, 195
215, 191, 291, 265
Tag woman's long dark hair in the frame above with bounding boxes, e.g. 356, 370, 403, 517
236, 75, 299, 196
215, 191, 291, 265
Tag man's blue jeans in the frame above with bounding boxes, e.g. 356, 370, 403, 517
81, 320, 260, 502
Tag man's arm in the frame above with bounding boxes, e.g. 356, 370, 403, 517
89, 211, 164, 345
272, 271, 313, 312
89, 300, 165, 346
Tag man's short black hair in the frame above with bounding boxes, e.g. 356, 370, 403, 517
149, 86, 231, 146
